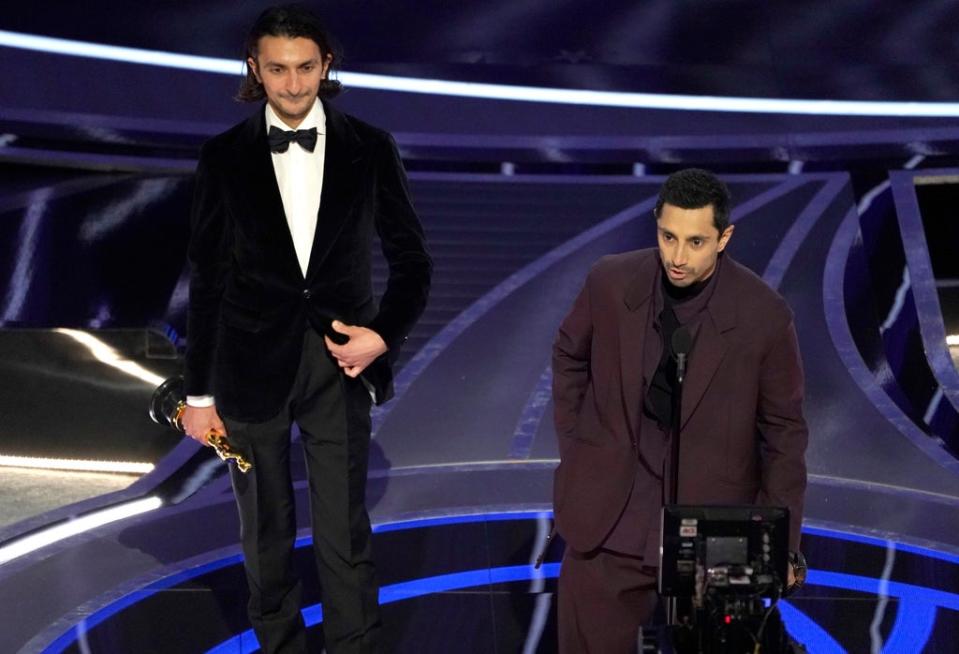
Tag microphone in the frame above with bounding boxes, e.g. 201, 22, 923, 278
672, 327, 693, 385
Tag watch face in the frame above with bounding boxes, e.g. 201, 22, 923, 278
789, 551, 808, 586
794, 563, 807, 583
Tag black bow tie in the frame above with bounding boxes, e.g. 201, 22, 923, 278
268, 126, 318, 153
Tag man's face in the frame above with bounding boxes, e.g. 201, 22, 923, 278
656, 202, 734, 287
249, 36, 332, 128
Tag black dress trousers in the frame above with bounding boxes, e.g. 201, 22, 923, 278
223, 328, 380, 654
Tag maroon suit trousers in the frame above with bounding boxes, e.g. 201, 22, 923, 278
558, 548, 659, 653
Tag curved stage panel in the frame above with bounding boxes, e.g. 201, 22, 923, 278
26, 515, 959, 653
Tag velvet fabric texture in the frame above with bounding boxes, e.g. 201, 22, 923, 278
552, 249, 808, 554
185, 101, 432, 422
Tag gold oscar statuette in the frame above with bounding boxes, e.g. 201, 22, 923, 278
150, 375, 252, 473
172, 402, 253, 473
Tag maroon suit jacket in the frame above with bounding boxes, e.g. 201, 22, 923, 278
552, 249, 807, 553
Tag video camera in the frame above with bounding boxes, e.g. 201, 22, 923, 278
658, 505, 792, 653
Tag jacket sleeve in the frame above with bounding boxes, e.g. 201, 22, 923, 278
366, 134, 432, 353
755, 312, 809, 552
552, 267, 595, 458
184, 144, 232, 396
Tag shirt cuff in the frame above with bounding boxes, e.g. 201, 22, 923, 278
186, 395, 215, 408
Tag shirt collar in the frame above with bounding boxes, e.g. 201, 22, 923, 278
654, 253, 723, 324
264, 97, 326, 134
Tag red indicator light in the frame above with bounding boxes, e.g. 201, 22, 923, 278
724, 615, 732, 625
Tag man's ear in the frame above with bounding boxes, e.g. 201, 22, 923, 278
247, 57, 261, 83
322, 52, 334, 78
717, 224, 735, 252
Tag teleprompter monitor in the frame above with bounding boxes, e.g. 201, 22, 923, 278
659, 505, 790, 599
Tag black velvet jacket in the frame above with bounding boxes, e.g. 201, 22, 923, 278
184, 101, 432, 422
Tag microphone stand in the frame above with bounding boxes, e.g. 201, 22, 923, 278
669, 348, 687, 507
665, 332, 689, 631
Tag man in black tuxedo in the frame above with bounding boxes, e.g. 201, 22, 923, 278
181, 6, 431, 653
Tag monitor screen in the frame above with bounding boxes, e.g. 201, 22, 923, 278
659, 504, 790, 598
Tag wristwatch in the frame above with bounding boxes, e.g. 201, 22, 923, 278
786, 550, 808, 595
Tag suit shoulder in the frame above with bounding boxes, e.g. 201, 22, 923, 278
339, 111, 395, 147
725, 257, 793, 320
580, 249, 657, 305
590, 248, 657, 280
199, 116, 251, 160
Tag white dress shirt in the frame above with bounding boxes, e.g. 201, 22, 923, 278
187, 100, 327, 408
267, 99, 326, 277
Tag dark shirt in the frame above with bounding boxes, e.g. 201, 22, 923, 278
644, 273, 711, 431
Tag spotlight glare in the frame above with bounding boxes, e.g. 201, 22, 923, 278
0, 455, 154, 474
55, 328, 166, 387
0, 496, 162, 566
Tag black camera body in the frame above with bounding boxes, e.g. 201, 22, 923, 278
659, 505, 792, 654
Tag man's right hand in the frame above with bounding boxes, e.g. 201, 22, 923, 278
182, 405, 226, 446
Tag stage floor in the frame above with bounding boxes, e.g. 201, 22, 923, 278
42, 512, 959, 653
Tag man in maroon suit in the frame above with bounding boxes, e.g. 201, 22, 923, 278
552, 168, 807, 652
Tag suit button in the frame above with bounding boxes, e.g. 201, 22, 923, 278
303, 289, 312, 300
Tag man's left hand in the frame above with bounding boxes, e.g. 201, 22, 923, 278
324, 320, 388, 378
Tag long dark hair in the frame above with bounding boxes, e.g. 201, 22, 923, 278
236, 4, 343, 102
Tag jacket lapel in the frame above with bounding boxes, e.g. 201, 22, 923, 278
620, 255, 658, 441
231, 109, 303, 280
680, 260, 736, 428
305, 102, 364, 282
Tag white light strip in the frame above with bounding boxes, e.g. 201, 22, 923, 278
337, 72, 959, 117
55, 328, 165, 387
4, 29, 959, 117
947, 335, 959, 346
0, 29, 242, 75
0, 455, 153, 474
0, 496, 162, 566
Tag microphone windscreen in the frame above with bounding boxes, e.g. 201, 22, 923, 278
672, 326, 693, 356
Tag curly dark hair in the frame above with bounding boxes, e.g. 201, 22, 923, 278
236, 4, 343, 103
654, 168, 732, 234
